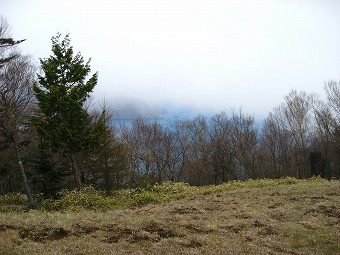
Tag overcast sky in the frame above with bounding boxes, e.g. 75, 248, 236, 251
2, 0, 340, 118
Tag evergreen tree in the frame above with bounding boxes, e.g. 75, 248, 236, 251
29, 137, 65, 198
82, 105, 130, 193
33, 33, 104, 189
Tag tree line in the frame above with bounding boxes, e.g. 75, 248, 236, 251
0, 17, 339, 205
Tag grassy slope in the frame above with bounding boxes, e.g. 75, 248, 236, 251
0, 178, 339, 255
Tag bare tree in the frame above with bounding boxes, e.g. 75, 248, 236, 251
160, 128, 183, 182
165, 119, 193, 182
182, 116, 213, 185
121, 119, 161, 186
210, 112, 237, 183
261, 106, 294, 178
321, 80, 340, 178
0, 16, 26, 68
324, 80, 340, 121
229, 110, 260, 179
283, 90, 314, 178
261, 90, 315, 179
312, 99, 335, 177
0, 55, 36, 206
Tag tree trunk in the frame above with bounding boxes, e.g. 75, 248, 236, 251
14, 141, 35, 207
70, 152, 82, 189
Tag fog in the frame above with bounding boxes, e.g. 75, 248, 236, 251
2, 0, 340, 118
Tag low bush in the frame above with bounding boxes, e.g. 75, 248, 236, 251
0, 193, 27, 212
40, 186, 115, 212
129, 182, 194, 206
1, 177, 327, 212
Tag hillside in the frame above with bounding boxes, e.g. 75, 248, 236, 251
0, 178, 339, 255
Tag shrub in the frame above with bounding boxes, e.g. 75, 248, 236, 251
17, 177, 328, 212
40, 186, 114, 211
130, 190, 161, 206
0, 193, 27, 212
129, 182, 194, 206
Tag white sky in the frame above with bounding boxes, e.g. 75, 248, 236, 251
2, 0, 340, 118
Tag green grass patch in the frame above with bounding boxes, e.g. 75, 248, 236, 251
198, 176, 314, 195
0, 177, 328, 212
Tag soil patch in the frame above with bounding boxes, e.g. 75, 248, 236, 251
305, 205, 340, 218
143, 222, 179, 238
184, 223, 215, 234
0, 224, 17, 231
72, 223, 99, 235
102, 222, 181, 244
170, 206, 202, 214
19, 227, 69, 242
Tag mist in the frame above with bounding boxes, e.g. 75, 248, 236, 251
3, 0, 340, 118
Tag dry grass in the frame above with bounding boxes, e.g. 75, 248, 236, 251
1, 178, 339, 255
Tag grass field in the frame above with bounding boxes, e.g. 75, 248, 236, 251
0, 178, 339, 255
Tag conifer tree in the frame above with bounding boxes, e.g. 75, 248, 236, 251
33, 33, 104, 189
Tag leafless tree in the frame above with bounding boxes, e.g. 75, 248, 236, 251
0, 55, 36, 206
319, 80, 340, 178
181, 116, 214, 185
165, 119, 193, 182
324, 80, 340, 121
210, 112, 237, 183
160, 128, 183, 181
261, 90, 315, 178
229, 110, 260, 179
261, 106, 294, 178
120, 120, 161, 185
0, 16, 26, 68
283, 90, 315, 178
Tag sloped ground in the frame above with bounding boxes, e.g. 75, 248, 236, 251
0, 179, 339, 255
